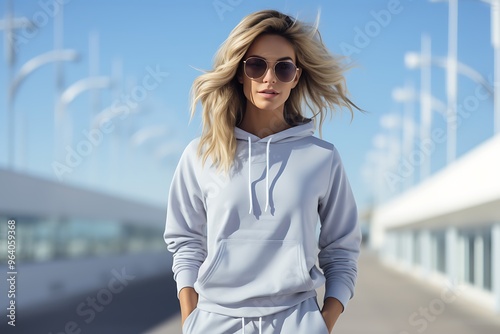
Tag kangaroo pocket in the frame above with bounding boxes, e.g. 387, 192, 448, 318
195, 239, 314, 305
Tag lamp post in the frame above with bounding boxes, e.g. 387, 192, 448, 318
405, 53, 493, 95
379, 114, 403, 197
55, 76, 113, 162
0, 0, 35, 66
477, 0, 500, 134
405, 51, 493, 165
430, 0, 459, 163
0, 0, 36, 169
393, 83, 449, 182
7, 50, 79, 169
420, 35, 432, 180
391, 82, 416, 189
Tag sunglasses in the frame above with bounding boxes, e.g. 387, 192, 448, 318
242, 57, 299, 83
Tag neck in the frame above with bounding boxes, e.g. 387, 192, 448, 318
239, 104, 290, 138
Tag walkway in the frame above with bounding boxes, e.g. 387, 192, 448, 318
146, 249, 500, 334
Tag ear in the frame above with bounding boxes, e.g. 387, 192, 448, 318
290, 67, 302, 89
238, 73, 244, 84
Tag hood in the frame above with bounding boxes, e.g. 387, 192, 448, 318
234, 120, 315, 144
233, 120, 315, 215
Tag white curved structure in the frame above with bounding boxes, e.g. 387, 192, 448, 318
371, 135, 500, 313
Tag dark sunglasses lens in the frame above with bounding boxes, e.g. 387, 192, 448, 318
275, 62, 296, 82
245, 58, 267, 78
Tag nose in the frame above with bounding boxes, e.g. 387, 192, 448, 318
262, 65, 277, 83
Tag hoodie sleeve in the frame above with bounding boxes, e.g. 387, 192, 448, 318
164, 140, 207, 297
318, 146, 361, 310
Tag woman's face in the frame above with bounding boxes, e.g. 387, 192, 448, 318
239, 34, 301, 113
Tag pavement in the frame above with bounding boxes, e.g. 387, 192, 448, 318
7, 249, 499, 333
145, 249, 500, 334
0, 273, 179, 334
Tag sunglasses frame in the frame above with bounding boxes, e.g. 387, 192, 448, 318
242, 57, 299, 83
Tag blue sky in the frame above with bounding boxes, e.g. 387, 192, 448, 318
0, 0, 495, 211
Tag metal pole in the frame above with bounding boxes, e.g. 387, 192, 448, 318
492, 0, 500, 134
402, 83, 415, 189
6, 0, 14, 169
55, 2, 64, 93
1, 1, 38, 170
55, 77, 113, 162
420, 34, 432, 181
447, 0, 458, 164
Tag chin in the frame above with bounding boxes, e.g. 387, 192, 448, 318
253, 100, 285, 112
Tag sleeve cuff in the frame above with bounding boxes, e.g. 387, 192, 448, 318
175, 269, 198, 298
324, 280, 353, 311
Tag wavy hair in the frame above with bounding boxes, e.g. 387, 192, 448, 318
190, 9, 360, 172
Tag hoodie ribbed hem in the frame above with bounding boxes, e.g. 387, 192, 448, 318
324, 280, 352, 311
175, 269, 198, 298
196, 290, 317, 318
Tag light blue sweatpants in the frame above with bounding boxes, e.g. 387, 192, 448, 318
182, 296, 329, 334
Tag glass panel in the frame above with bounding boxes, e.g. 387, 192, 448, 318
466, 235, 475, 285
435, 231, 446, 273
483, 230, 492, 291
413, 232, 421, 265
0, 215, 165, 263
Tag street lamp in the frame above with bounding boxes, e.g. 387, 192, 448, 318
55, 76, 113, 161
9, 50, 80, 98
429, 0, 459, 164
393, 84, 448, 178
391, 82, 417, 189
1, 0, 37, 169
0, 0, 36, 66
476, 0, 500, 134
405, 53, 494, 95
405, 51, 493, 165
7, 50, 79, 169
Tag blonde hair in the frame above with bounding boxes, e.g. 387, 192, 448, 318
190, 9, 360, 172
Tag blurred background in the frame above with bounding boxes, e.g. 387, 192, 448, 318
0, 0, 499, 333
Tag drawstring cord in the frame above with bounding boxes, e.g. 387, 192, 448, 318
247, 138, 253, 214
264, 137, 272, 212
247, 137, 273, 214
241, 316, 262, 334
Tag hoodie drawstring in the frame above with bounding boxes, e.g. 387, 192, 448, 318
247, 138, 253, 214
264, 137, 272, 212
241, 316, 262, 334
247, 136, 273, 214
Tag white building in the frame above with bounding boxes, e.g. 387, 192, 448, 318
0, 168, 169, 312
370, 134, 500, 314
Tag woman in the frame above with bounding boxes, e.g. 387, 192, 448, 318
164, 9, 361, 334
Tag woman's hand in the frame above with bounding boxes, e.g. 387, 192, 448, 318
321, 297, 344, 333
179, 287, 199, 326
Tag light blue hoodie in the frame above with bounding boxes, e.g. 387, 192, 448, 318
164, 121, 360, 318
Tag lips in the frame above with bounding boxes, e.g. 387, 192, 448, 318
258, 89, 278, 94
258, 89, 279, 99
